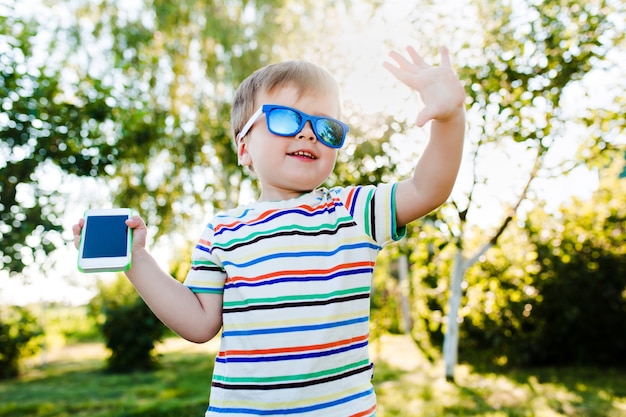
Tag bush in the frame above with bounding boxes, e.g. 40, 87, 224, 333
102, 297, 167, 372
458, 172, 626, 368
0, 306, 42, 379
89, 276, 167, 373
517, 176, 626, 367
518, 232, 626, 366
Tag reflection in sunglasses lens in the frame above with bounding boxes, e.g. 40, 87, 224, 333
271, 109, 301, 135
316, 121, 341, 146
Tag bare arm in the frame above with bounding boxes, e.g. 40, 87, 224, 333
73, 216, 223, 343
125, 246, 223, 343
383, 46, 466, 227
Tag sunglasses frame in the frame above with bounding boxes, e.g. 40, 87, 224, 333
236, 104, 349, 149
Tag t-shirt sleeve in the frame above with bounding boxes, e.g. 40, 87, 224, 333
334, 183, 406, 246
183, 222, 227, 294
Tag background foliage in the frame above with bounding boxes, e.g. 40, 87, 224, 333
458, 159, 626, 367
89, 275, 167, 372
1, 0, 625, 379
1, 0, 295, 274
0, 306, 42, 379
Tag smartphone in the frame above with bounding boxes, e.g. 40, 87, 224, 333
77, 208, 133, 273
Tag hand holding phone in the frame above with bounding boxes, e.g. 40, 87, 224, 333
77, 208, 133, 273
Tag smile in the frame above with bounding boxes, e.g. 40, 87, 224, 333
289, 151, 317, 159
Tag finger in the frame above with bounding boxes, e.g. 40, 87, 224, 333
438, 46, 453, 69
382, 60, 403, 77
405, 46, 428, 68
383, 61, 416, 87
386, 50, 414, 71
72, 219, 84, 249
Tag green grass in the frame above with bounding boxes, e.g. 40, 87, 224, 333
0, 352, 210, 417
1, 336, 625, 417
372, 360, 626, 416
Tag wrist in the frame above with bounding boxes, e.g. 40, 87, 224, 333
131, 246, 150, 259
125, 247, 154, 279
435, 106, 466, 125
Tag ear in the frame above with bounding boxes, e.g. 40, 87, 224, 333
237, 137, 252, 167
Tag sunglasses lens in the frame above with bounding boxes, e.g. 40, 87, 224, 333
315, 119, 344, 148
268, 108, 301, 135
265, 105, 346, 148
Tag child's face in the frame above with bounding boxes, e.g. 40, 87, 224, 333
238, 84, 341, 201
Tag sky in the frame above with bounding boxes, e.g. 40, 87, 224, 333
2, 0, 622, 306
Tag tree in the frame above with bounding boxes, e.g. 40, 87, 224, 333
457, 155, 626, 367
3, 0, 408, 278
1, 6, 116, 274
1, 0, 300, 275
433, 0, 625, 380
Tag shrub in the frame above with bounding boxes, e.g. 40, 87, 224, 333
89, 276, 166, 373
0, 306, 42, 379
102, 297, 167, 372
458, 172, 626, 368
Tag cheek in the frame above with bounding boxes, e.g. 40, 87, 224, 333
324, 149, 339, 166
317, 150, 338, 177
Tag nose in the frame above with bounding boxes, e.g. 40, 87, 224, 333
296, 121, 316, 142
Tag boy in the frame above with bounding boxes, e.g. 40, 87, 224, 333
73, 45, 465, 416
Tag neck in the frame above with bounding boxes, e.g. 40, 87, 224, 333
258, 188, 313, 202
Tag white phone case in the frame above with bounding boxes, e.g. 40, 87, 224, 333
77, 208, 133, 273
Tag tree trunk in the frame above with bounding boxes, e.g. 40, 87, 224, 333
442, 146, 542, 381
398, 254, 412, 333
443, 249, 465, 381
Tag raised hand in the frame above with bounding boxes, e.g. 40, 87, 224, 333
383, 46, 465, 127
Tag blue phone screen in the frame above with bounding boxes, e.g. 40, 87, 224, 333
83, 215, 129, 258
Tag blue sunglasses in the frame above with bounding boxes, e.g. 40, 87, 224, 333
236, 104, 349, 149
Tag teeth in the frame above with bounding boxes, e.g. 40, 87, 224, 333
291, 151, 315, 159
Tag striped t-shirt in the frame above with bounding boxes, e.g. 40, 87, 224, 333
184, 184, 405, 416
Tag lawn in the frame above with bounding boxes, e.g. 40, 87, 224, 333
1, 335, 624, 417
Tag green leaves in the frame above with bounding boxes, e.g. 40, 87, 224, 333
462, 0, 619, 148
1, 14, 117, 274
2, 0, 292, 274
0, 306, 43, 379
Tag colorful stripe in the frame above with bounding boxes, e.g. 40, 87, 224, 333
208, 385, 375, 415
183, 185, 401, 416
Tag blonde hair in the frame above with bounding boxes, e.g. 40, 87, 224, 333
231, 60, 342, 145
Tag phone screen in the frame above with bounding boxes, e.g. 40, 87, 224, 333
82, 215, 129, 258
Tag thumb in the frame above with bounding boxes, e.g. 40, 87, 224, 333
415, 108, 436, 127
126, 215, 146, 230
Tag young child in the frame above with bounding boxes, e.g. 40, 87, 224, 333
73, 45, 465, 416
